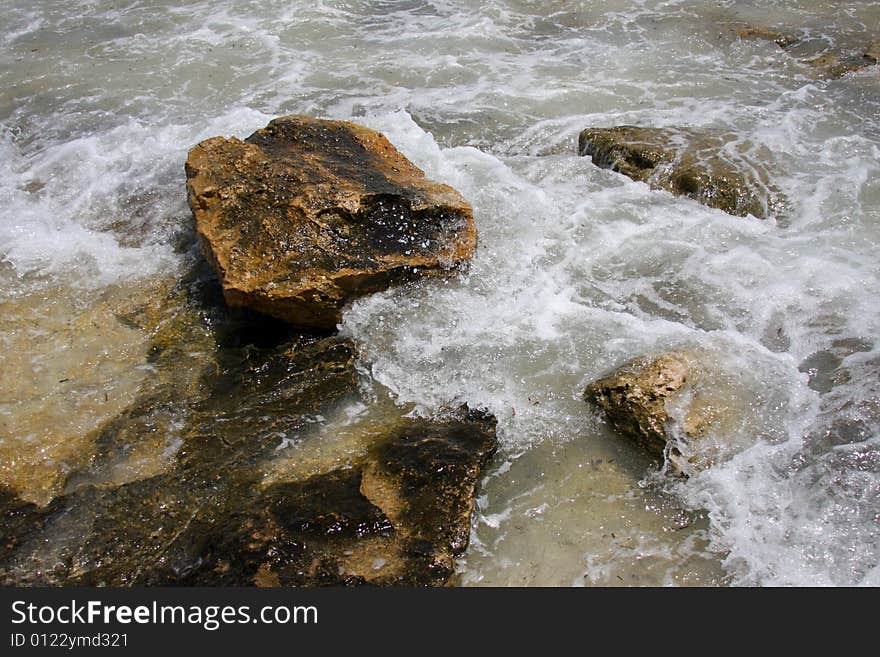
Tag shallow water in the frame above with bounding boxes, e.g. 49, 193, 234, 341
1, 0, 879, 586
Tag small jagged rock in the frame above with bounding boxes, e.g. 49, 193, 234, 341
584, 352, 728, 476
186, 115, 477, 330
585, 352, 690, 458
577, 126, 786, 219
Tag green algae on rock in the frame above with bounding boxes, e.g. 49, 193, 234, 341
185, 115, 477, 330
577, 126, 786, 219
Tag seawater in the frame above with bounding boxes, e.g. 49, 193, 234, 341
1, 0, 879, 586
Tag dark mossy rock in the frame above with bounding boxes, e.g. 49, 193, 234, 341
578, 126, 786, 219
174, 410, 498, 586
185, 115, 477, 330
0, 409, 496, 587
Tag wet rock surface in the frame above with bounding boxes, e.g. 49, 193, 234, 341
186, 115, 477, 330
0, 264, 497, 586
585, 352, 690, 460
577, 126, 785, 219
180, 410, 497, 586
584, 351, 731, 476
725, 23, 800, 49
725, 21, 880, 79
0, 409, 496, 587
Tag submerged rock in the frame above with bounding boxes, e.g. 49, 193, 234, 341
0, 278, 179, 506
1, 405, 495, 587
733, 24, 799, 49
787, 34, 880, 78
798, 337, 874, 394
0, 265, 497, 587
577, 126, 785, 219
188, 410, 497, 586
728, 22, 880, 79
186, 115, 477, 330
584, 352, 730, 476
802, 51, 876, 79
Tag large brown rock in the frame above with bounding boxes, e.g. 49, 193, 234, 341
186, 115, 477, 330
578, 126, 786, 219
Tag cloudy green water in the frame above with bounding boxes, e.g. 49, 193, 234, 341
1, 1, 879, 585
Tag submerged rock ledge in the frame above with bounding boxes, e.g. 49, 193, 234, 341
0, 300, 498, 586
0, 263, 498, 587
578, 125, 786, 220
186, 115, 477, 330
730, 22, 880, 79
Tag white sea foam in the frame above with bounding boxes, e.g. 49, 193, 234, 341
0, 108, 272, 293
343, 105, 876, 586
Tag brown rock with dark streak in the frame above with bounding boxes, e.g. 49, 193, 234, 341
185, 115, 477, 330
578, 126, 786, 219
